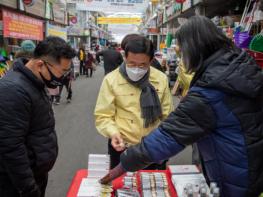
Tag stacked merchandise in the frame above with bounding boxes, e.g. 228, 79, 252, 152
123, 172, 137, 189
115, 189, 140, 197
234, 0, 263, 59
77, 154, 112, 197
169, 165, 220, 197
247, 32, 263, 68
0, 55, 9, 78
115, 172, 140, 197
140, 172, 170, 197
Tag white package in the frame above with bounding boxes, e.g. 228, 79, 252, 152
88, 162, 110, 171
88, 169, 109, 179
88, 154, 110, 163
169, 165, 200, 175
172, 174, 208, 197
77, 178, 101, 197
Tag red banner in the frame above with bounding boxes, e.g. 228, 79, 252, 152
3, 10, 43, 41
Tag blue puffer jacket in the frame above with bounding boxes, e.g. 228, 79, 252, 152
120, 49, 263, 197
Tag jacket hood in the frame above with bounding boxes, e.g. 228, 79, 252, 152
12, 58, 45, 89
192, 48, 263, 98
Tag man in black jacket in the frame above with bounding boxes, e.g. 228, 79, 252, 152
0, 36, 75, 197
96, 44, 123, 75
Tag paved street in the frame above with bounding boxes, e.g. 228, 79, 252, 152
45, 66, 192, 197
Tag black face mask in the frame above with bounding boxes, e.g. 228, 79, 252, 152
40, 65, 63, 89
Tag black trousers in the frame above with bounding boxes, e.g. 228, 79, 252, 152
79, 61, 85, 75
86, 68, 93, 77
55, 79, 72, 102
0, 173, 48, 197
108, 140, 167, 170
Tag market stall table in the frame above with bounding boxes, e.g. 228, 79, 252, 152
67, 169, 178, 197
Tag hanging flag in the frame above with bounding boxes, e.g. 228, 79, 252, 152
175, 0, 186, 3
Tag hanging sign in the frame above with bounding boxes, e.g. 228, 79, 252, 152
175, 0, 186, 3
73, 0, 148, 13
182, 0, 192, 12
23, 0, 36, 7
46, 23, 67, 41
69, 16, 78, 25
3, 10, 43, 40
97, 17, 142, 24
0, 0, 17, 8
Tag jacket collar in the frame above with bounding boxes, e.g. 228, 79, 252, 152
190, 49, 227, 87
13, 58, 45, 90
117, 67, 159, 85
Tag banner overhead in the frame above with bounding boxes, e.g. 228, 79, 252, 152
97, 17, 142, 24
74, 0, 148, 13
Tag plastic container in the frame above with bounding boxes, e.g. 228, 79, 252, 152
234, 32, 252, 48
246, 49, 263, 68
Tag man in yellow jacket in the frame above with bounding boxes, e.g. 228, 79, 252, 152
94, 35, 173, 169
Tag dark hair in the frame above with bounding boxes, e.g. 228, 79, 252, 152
176, 16, 233, 73
260, 0, 263, 11
15, 51, 34, 60
110, 43, 117, 48
124, 35, 154, 60
121, 34, 141, 49
34, 36, 76, 63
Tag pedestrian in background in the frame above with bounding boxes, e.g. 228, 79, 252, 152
0, 36, 75, 197
100, 16, 263, 197
78, 46, 86, 75
54, 62, 74, 104
15, 40, 36, 60
94, 35, 173, 169
85, 50, 95, 78
96, 43, 123, 75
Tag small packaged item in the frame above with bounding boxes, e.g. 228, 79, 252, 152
116, 189, 140, 197
77, 154, 112, 197
169, 165, 200, 175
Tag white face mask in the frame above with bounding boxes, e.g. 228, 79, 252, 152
126, 66, 148, 82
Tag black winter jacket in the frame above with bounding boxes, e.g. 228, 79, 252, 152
0, 59, 58, 195
96, 49, 123, 75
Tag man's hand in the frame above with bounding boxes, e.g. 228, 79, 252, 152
111, 133, 125, 152
100, 163, 126, 184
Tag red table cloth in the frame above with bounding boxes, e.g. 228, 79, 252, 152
67, 169, 178, 197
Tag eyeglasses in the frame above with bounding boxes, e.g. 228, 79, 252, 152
126, 63, 149, 69
42, 60, 71, 77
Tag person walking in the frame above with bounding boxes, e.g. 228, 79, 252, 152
85, 50, 95, 78
94, 35, 173, 169
78, 47, 86, 75
0, 36, 75, 197
54, 62, 74, 104
100, 16, 263, 197
96, 43, 123, 75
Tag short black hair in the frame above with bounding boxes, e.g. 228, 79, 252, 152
121, 34, 141, 50
176, 16, 233, 73
34, 36, 76, 63
124, 35, 154, 60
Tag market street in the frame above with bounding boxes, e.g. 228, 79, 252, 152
45, 66, 192, 197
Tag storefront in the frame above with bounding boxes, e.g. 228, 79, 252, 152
1, 9, 43, 55
46, 22, 67, 41
91, 28, 99, 48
